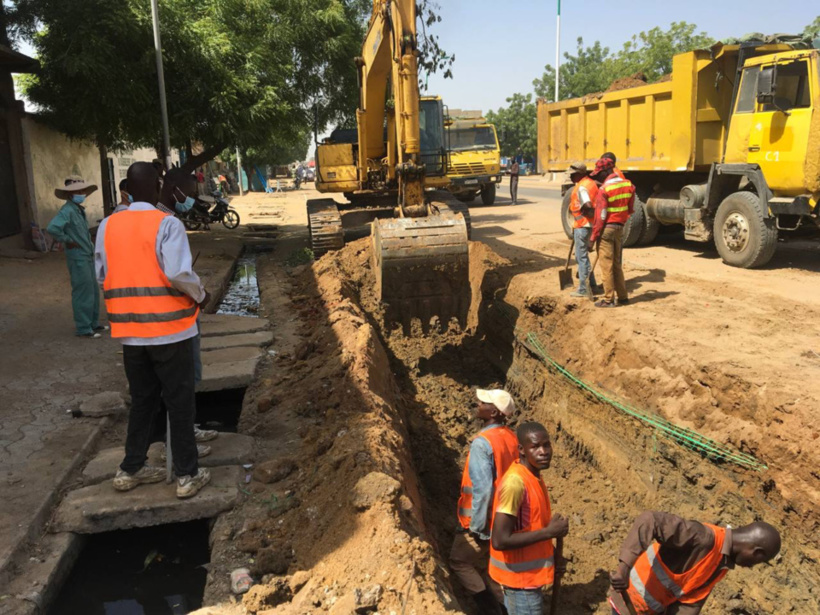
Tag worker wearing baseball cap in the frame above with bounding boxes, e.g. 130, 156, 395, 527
450, 389, 519, 614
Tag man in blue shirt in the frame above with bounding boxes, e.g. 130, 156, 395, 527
46, 176, 106, 338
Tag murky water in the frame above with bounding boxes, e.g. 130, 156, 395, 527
216, 255, 260, 317
50, 521, 210, 615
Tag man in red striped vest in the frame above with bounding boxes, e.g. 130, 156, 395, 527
609, 511, 781, 614
450, 389, 519, 614
590, 157, 635, 307
489, 422, 569, 614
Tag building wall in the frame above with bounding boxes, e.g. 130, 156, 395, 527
21, 117, 104, 228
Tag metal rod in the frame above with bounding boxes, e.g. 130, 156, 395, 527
236, 147, 244, 196
150, 0, 173, 171
165, 413, 173, 484
554, 0, 561, 102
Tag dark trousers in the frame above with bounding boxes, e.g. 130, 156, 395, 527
510, 175, 519, 203
121, 338, 198, 477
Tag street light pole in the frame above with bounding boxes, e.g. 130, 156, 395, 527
150, 0, 173, 171
554, 0, 561, 103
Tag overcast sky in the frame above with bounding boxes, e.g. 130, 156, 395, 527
424, 0, 818, 114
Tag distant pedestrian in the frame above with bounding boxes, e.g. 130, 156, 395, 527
94, 162, 210, 499
46, 176, 106, 338
567, 162, 600, 298
114, 179, 132, 214
590, 157, 635, 307
509, 157, 520, 204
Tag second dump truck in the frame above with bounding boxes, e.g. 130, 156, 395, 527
445, 111, 502, 206
538, 40, 820, 268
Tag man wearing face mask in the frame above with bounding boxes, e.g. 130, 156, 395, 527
113, 179, 133, 214
47, 176, 106, 338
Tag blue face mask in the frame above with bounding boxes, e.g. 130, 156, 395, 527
71, 195, 86, 205
175, 195, 196, 213
126, 194, 134, 204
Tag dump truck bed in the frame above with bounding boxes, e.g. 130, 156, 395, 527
538, 49, 742, 174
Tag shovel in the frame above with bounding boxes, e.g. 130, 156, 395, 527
609, 589, 638, 615
559, 239, 575, 290
549, 536, 565, 615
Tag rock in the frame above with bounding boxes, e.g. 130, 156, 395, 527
328, 593, 358, 615
252, 547, 292, 576
354, 585, 382, 612
79, 391, 127, 417
289, 571, 312, 594
242, 577, 292, 614
253, 458, 297, 484
257, 396, 277, 413
581, 530, 603, 544
269, 496, 300, 519
350, 472, 400, 510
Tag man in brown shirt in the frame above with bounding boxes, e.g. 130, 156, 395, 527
610, 511, 780, 614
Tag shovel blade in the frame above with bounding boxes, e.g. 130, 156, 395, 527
559, 268, 574, 290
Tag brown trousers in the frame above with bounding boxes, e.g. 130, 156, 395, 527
449, 531, 504, 602
599, 226, 628, 304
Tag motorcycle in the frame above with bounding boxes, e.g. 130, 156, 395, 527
180, 191, 241, 231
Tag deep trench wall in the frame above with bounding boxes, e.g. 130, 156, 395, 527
475, 287, 819, 614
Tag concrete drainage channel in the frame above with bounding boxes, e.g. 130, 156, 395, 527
10, 247, 269, 615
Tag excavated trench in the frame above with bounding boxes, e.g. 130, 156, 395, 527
298, 239, 818, 615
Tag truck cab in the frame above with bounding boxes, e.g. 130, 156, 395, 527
445, 119, 502, 206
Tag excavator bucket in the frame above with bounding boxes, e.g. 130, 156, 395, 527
372, 213, 470, 335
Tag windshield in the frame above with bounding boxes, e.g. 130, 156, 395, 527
448, 126, 498, 151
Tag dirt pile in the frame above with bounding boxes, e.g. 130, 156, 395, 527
605, 72, 648, 92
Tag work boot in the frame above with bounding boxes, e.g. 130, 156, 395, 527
177, 468, 210, 499
472, 589, 503, 615
570, 289, 590, 298
194, 425, 219, 442
159, 443, 211, 462
113, 465, 165, 492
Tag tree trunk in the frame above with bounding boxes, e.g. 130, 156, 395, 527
180, 144, 227, 175
98, 143, 114, 217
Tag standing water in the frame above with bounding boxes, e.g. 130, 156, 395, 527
216, 254, 260, 317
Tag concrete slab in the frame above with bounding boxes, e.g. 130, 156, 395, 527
196, 359, 259, 393
200, 330, 273, 351
201, 345, 264, 365
200, 314, 269, 337
83, 433, 255, 485
52, 466, 240, 534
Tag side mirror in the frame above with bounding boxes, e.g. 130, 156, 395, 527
756, 66, 776, 105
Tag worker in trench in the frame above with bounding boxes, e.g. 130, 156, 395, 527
449, 389, 520, 614
608, 511, 781, 615
489, 422, 569, 615
94, 162, 211, 499
567, 162, 601, 299
590, 157, 636, 308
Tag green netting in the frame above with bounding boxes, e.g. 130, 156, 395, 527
520, 331, 767, 472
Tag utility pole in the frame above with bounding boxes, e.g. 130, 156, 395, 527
554, 0, 561, 103
236, 147, 244, 196
150, 0, 173, 171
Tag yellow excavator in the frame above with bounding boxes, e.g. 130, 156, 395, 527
309, 0, 470, 333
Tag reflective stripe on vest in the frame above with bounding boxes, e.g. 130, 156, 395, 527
103, 209, 199, 339
627, 525, 727, 614
457, 426, 519, 530
602, 177, 635, 225
488, 461, 555, 589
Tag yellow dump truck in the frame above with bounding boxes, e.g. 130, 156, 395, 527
538, 42, 820, 268
445, 114, 502, 205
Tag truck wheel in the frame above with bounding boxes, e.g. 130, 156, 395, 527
714, 191, 778, 268
637, 212, 661, 246
560, 190, 574, 240
480, 183, 496, 206
622, 197, 646, 247
456, 191, 477, 203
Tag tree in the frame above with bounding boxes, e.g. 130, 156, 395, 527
611, 21, 714, 81
486, 93, 536, 160
534, 38, 613, 102
804, 16, 820, 41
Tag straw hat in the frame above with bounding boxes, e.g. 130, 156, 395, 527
55, 176, 98, 200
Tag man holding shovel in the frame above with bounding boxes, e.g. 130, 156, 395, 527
567, 162, 600, 298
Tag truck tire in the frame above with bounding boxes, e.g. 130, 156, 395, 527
622, 197, 646, 247
714, 191, 778, 268
480, 183, 496, 206
637, 211, 661, 246
456, 191, 477, 203
560, 190, 574, 240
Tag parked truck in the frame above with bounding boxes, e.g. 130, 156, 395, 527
538, 41, 820, 268
445, 112, 502, 206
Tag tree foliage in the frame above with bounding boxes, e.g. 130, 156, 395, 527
804, 15, 820, 40
485, 93, 536, 159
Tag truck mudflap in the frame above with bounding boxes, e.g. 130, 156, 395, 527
372, 214, 470, 335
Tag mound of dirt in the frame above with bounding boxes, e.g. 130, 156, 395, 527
605, 72, 648, 92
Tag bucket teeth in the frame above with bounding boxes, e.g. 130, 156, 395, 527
373, 214, 470, 335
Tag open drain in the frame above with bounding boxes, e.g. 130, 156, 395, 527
49, 520, 210, 615
217, 254, 260, 317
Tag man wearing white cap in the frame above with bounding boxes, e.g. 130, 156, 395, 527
46, 176, 106, 338
450, 389, 519, 614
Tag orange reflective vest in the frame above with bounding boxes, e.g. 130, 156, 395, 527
488, 461, 554, 589
614, 167, 626, 180
103, 209, 199, 339
570, 177, 599, 229
627, 525, 728, 614
457, 426, 519, 530
600, 176, 636, 226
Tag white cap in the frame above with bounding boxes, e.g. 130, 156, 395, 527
476, 389, 515, 416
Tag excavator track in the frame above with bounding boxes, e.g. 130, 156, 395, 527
307, 199, 345, 256
373, 212, 470, 335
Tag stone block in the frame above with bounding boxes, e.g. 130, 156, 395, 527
82, 433, 255, 485
52, 466, 240, 534
79, 391, 127, 417
202, 346, 264, 365
200, 331, 273, 351
197, 359, 259, 393
200, 314, 270, 337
